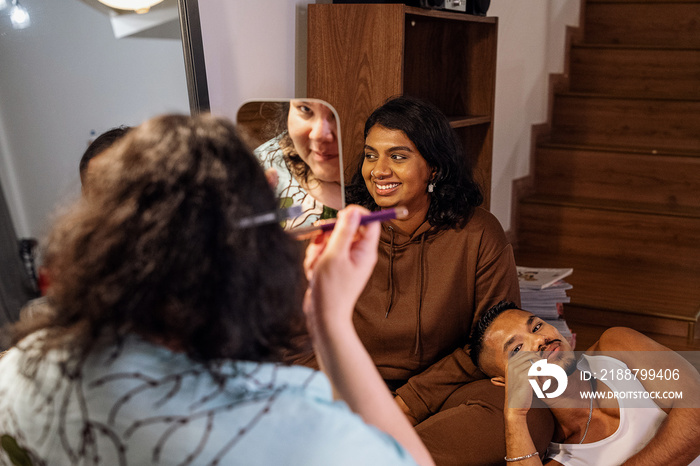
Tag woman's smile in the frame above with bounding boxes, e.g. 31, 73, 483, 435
374, 181, 401, 194
310, 149, 338, 162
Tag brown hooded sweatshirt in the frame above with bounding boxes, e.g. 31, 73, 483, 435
292, 207, 520, 423
352, 207, 521, 422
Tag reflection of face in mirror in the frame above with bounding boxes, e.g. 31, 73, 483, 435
287, 100, 340, 185
236, 99, 344, 230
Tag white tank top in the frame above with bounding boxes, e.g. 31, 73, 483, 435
545, 355, 700, 466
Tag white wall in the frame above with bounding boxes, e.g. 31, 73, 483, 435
199, 1, 314, 121
489, 0, 580, 230
199, 0, 580, 232
1, 0, 580, 240
0, 0, 190, 239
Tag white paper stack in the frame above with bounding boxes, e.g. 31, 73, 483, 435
517, 267, 575, 348
520, 281, 572, 319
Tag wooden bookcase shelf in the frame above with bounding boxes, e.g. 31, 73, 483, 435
449, 115, 493, 127
307, 3, 498, 207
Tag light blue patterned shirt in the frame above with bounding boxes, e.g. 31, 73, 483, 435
0, 333, 417, 465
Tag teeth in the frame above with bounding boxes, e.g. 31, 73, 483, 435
376, 183, 399, 191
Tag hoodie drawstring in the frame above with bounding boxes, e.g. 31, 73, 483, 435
385, 226, 395, 318
413, 233, 426, 357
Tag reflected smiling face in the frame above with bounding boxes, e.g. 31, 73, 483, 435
480, 308, 575, 378
287, 100, 340, 183
361, 124, 434, 217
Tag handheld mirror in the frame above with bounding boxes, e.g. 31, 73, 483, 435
236, 99, 345, 230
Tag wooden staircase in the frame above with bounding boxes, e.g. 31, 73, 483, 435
514, 0, 700, 346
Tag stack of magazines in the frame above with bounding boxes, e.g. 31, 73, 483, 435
517, 266, 575, 349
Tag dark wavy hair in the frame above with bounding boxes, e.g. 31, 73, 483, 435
468, 300, 520, 369
264, 101, 312, 184
12, 114, 306, 365
346, 96, 483, 229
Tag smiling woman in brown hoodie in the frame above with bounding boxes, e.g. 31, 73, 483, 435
343, 96, 555, 466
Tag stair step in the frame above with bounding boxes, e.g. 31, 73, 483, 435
585, 2, 700, 47
550, 93, 700, 151
588, 0, 700, 3
513, 251, 700, 337
534, 144, 700, 208
560, 318, 700, 353
570, 45, 700, 98
518, 195, 700, 269
538, 142, 700, 158
563, 305, 700, 344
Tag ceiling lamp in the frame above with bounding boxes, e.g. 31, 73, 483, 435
10, 0, 30, 29
97, 0, 165, 14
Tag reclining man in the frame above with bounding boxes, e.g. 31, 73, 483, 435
468, 300, 700, 465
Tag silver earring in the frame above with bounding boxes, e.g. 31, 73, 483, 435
428, 183, 435, 193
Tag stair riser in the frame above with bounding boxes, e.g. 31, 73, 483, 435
564, 305, 694, 339
534, 147, 700, 208
551, 96, 700, 151
518, 202, 700, 268
585, 3, 700, 47
570, 48, 700, 99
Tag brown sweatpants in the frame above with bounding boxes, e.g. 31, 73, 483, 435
414, 379, 555, 466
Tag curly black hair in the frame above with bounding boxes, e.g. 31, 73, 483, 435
468, 300, 521, 369
262, 101, 313, 184
346, 96, 483, 229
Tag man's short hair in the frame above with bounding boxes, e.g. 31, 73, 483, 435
79, 126, 131, 186
468, 300, 521, 369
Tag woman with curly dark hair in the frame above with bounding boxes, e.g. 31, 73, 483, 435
341, 96, 554, 465
346, 97, 483, 230
0, 114, 433, 466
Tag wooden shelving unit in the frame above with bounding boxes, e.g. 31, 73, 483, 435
307, 4, 498, 207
